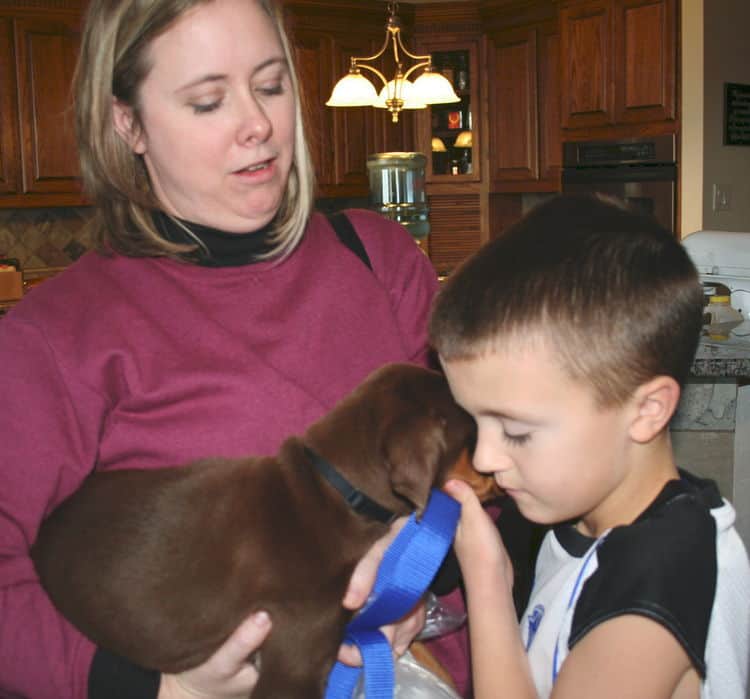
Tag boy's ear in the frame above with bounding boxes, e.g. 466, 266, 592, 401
112, 98, 146, 154
629, 375, 681, 443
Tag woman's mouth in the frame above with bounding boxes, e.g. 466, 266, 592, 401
241, 161, 270, 173
233, 159, 275, 181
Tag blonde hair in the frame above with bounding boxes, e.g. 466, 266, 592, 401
75, 0, 315, 260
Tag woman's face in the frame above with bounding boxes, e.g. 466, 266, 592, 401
114, 0, 296, 232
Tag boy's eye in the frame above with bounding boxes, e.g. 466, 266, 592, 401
502, 430, 531, 446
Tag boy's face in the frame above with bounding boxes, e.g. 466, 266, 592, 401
441, 342, 637, 534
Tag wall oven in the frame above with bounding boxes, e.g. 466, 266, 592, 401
561, 135, 677, 234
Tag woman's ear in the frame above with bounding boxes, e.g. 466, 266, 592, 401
112, 98, 146, 154
629, 375, 681, 443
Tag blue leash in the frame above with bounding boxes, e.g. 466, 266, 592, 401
324, 489, 460, 699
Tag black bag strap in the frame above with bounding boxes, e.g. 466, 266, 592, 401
327, 211, 372, 271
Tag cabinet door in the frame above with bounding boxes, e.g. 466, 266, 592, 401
559, 0, 613, 128
613, 0, 676, 124
290, 23, 404, 197
292, 28, 335, 188
14, 15, 81, 195
418, 40, 480, 183
329, 34, 378, 192
0, 17, 19, 194
487, 26, 539, 184
427, 193, 482, 276
538, 22, 561, 185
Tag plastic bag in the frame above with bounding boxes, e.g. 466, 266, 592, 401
352, 650, 462, 699
415, 592, 466, 641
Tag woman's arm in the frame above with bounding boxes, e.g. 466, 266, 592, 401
0, 316, 102, 699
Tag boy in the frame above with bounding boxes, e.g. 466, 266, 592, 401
430, 195, 750, 699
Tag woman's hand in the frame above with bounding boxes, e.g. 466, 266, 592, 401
338, 516, 427, 665
158, 611, 272, 699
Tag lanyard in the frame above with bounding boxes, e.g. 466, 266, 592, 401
324, 489, 460, 699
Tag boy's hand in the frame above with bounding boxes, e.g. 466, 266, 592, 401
338, 516, 426, 665
443, 479, 514, 591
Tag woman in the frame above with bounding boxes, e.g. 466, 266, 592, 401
0, 0, 441, 697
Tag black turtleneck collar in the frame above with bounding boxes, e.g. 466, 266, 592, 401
153, 210, 275, 267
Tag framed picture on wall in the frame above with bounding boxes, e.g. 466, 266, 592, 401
724, 82, 750, 146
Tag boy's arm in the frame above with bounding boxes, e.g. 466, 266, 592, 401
444, 480, 539, 699
447, 480, 698, 699
552, 614, 696, 698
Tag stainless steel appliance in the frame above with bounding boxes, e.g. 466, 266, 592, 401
367, 152, 430, 248
562, 135, 677, 234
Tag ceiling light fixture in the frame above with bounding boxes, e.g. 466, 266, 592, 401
325, 2, 460, 123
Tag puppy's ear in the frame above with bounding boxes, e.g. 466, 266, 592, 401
382, 415, 447, 512
446, 449, 502, 502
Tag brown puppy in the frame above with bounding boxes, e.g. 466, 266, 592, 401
32, 363, 475, 699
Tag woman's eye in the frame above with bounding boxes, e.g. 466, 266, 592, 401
256, 83, 284, 97
191, 100, 222, 114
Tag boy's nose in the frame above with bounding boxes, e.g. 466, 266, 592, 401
472, 433, 513, 475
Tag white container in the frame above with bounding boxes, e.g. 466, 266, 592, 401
703, 295, 744, 338
682, 230, 750, 319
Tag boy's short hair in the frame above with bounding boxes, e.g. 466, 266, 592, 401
429, 194, 705, 407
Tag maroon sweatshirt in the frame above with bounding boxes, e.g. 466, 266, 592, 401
0, 210, 442, 699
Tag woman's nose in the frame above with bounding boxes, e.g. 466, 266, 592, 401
236, 94, 271, 144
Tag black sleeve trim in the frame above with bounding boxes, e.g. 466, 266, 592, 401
569, 491, 717, 677
89, 648, 160, 699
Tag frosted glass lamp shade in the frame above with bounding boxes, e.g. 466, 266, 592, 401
431, 137, 447, 152
454, 131, 473, 148
326, 72, 378, 107
373, 79, 427, 110
412, 70, 460, 105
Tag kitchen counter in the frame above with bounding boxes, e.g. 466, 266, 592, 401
674, 327, 750, 548
691, 323, 750, 377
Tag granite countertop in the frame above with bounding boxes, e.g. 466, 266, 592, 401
691, 321, 750, 378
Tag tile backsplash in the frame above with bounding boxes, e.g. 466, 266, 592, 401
0, 201, 370, 271
0, 207, 95, 269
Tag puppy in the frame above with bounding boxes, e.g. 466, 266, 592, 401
32, 363, 476, 699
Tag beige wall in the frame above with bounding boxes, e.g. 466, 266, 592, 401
682, 0, 750, 236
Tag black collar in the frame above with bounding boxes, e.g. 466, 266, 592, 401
153, 210, 275, 267
304, 446, 397, 524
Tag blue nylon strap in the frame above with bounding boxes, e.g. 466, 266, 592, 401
324, 489, 460, 699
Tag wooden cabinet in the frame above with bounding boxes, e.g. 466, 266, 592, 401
485, 16, 561, 191
559, 0, 676, 134
283, 1, 415, 199
414, 4, 486, 274
417, 40, 481, 183
0, 6, 85, 208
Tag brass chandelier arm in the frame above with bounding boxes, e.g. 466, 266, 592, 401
352, 61, 389, 90
401, 59, 432, 83
326, 0, 460, 122
390, 27, 431, 64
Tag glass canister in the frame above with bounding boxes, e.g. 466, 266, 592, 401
367, 152, 430, 247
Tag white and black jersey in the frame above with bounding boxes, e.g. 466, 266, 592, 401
520, 471, 750, 698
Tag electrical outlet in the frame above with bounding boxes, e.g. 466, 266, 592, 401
713, 184, 732, 211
